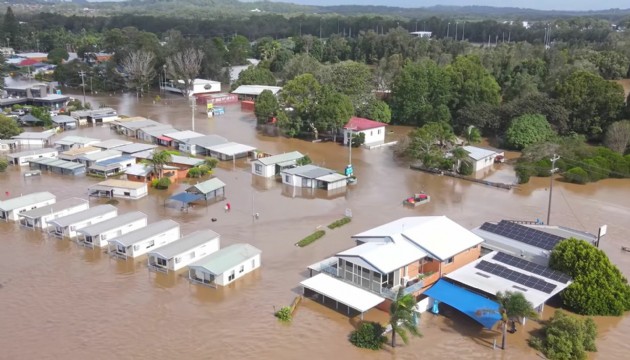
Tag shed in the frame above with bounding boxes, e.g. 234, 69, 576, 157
148, 230, 221, 272
29, 157, 86, 176
186, 178, 226, 202
47, 204, 118, 238
107, 219, 181, 259
19, 114, 43, 126
206, 142, 256, 161
114, 143, 158, 155
110, 118, 161, 137
88, 179, 148, 200
343, 117, 387, 146
0, 192, 56, 222
251, 151, 304, 178
18, 197, 89, 230
137, 125, 178, 144
12, 130, 56, 147
51, 115, 78, 130
76, 211, 148, 248
188, 243, 261, 287
125, 164, 155, 183
58, 146, 101, 161
7, 148, 58, 166
281, 165, 347, 191
163, 130, 204, 149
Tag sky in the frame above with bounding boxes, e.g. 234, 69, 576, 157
280, 1, 630, 11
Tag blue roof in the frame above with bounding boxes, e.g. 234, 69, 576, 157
423, 279, 502, 329
95, 156, 134, 166
169, 192, 204, 205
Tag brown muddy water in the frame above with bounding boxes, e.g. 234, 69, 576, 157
1, 90, 629, 359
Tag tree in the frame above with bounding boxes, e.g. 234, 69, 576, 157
254, 90, 279, 125
549, 238, 630, 316
269, 49, 293, 74
119, 50, 156, 97
405, 122, 455, 167
0, 115, 21, 139
478, 291, 537, 350
254, 37, 281, 62
500, 93, 570, 134
505, 114, 556, 150
312, 86, 353, 141
446, 55, 501, 113
374, 54, 403, 92
281, 53, 323, 82
149, 150, 173, 178
280, 73, 321, 120
328, 61, 373, 107
166, 47, 204, 98
227, 35, 251, 65
3, 7, 19, 48
529, 310, 597, 360
0, 158, 7, 172
463, 126, 482, 145
356, 97, 391, 124
30, 107, 52, 128
564, 167, 589, 184
349, 322, 387, 350
454, 102, 501, 133
389, 288, 421, 348
604, 120, 630, 154
451, 147, 471, 173
47, 48, 69, 65
232, 66, 276, 89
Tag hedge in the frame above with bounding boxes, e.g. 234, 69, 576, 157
328, 217, 351, 229
296, 230, 325, 247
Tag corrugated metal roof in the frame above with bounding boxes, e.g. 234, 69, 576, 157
0, 192, 56, 211
76, 211, 147, 236
163, 130, 205, 142
462, 146, 499, 161
207, 142, 256, 156
92, 139, 133, 149
116, 119, 161, 130
184, 135, 228, 149
7, 148, 58, 158
47, 205, 117, 227
169, 155, 204, 167
256, 151, 304, 166
140, 125, 178, 137
281, 164, 335, 179
79, 149, 122, 161
92, 179, 147, 190
51, 115, 77, 124
231, 85, 282, 96
149, 230, 220, 259
18, 198, 87, 219
30, 157, 85, 170
95, 156, 135, 166
114, 143, 158, 154
316, 173, 347, 183
55, 136, 100, 146
189, 243, 260, 275
125, 164, 153, 177
60, 146, 100, 157
12, 131, 56, 140
108, 220, 179, 246
187, 178, 226, 195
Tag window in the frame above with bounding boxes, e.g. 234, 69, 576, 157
370, 131, 373, 136
189, 251, 196, 259
445, 257, 454, 264
124, 192, 130, 196
228, 271, 235, 281
378, 129, 381, 135
133, 245, 139, 251
156, 258, 167, 267
252, 259, 255, 268
254, 164, 262, 174
146, 240, 155, 249
285, 175, 290, 183
175, 257, 181, 264
239, 265, 244, 273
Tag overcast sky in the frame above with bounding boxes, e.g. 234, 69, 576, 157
282, 1, 630, 11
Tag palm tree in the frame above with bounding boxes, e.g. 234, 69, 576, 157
450, 147, 470, 173
478, 291, 538, 350
150, 150, 173, 178
389, 288, 422, 348
464, 125, 481, 145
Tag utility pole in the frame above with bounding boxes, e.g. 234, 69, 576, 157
78, 71, 87, 106
190, 96, 197, 132
447, 22, 450, 39
546, 154, 560, 225
90, 77, 93, 94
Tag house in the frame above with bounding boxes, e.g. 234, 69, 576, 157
180, 134, 228, 156
462, 146, 504, 173
2, 83, 68, 109
137, 125, 178, 144
281, 165, 347, 191
76, 211, 148, 248
70, 107, 119, 125
87, 156, 136, 177
161, 78, 221, 96
301, 216, 484, 316
29, 157, 86, 176
231, 85, 282, 100
110, 118, 162, 138
58, 146, 101, 162
0, 192, 56, 222
12, 130, 56, 147
125, 164, 155, 183
188, 243, 261, 287
0, 139, 18, 152
87, 179, 148, 200
78, 149, 122, 167
167, 155, 204, 179
47, 204, 118, 238
343, 117, 387, 146
148, 229, 221, 272
163, 130, 205, 149
91, 139, 133, 150
113, 143, 158, 156
206, 142, 256, 161
107, 220, 181, 259
54, 136, 101, 150
251, 151, 304, 178
472, 220, 598, 266
18, 198, 89, 230
186, 178, 226, 203
51, 115, 79, 130
7, 148, 58, 166
19, 114, 43, 126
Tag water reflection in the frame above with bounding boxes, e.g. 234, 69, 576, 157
280, 184, 347, 200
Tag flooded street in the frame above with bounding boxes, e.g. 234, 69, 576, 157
1, 90, 629, 359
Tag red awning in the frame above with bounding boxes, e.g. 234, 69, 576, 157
157, 136, 172, 142
19, 58, 40, 66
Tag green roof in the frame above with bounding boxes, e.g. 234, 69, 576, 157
187, 177, 226, 195
189, 243, 261, 275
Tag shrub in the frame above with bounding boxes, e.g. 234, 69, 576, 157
296, 155, 312, 166
296, 230, 325, 247
155, 177, 172, 189
274, 306, 292, 323
150, 178, 159, 188
0, 158, 8, 172
458, 160, 473, 175
515, 163, 533, 184
528, 310, 597, 360
328, 217, 351, 229
204, 157, 218, 169
349, 322, 387, 350
563, 167, 589, 184
505, 114, 556, 150
187, 167, 202, 178
351, 132, 366, 147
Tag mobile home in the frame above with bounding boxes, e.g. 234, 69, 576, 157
0, 192, 56, 222
188, 243, 261, 287
18, 198, 89, 230
251, 151, 303, 178
87, 179, 148, 200
107, 220, 180, 259
148, 230, 220, 272
47, 204, 118, 238
76, 211, 148, 248
7, 148, 58, 166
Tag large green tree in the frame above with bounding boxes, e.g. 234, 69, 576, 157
47, 48, 69, 65
494, 291, 537, 350
3, 7, 19, 48
549, 238, 630, 316
327, 61, 373, 106
405, 122, 456, 167
604, 120, 630, 154
447, 55, 501, 113
356, 97, 391, 124
389, 288, 421, 348
0, 115, 21, 139
280, 73, 321, 120
232, 66, 276, 89
254, 90, 279, 125
529, 310, 597, 360
312, 86, 353, 140
227, 35, 251, 66
505, 114, 556, 150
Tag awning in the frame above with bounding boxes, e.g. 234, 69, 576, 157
424, 279, 502, 328
301, 273, 384, 313
157, 136, 172, 142
169, 192, 203, 205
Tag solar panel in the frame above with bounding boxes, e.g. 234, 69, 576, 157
493, 252, 572, 284
475, 260, 558, 294
479, 221, 566, 251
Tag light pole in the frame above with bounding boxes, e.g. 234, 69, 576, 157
546, 154, 560, 225
162, 64, 167, 93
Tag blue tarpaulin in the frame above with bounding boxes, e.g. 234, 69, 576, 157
424, 279, 502, 329
169, 192, 203, 205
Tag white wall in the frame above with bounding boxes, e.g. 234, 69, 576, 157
110, 185, 148, 200
215, 253, 261, 286
281, 173, 314, 188
168, 238, 220, 271
251, 162, 275, 178
12, 151, 58, 166
192, 82, 221, 94
343, 127, 386, 145
20, 202, 89, 230
14, 139, 46, 147
470, 156, 496, 172
80, 217, 148, 248
128, 227, 180, 258
326, 180, 347, 191
4, 199, 57, 221
53, 210, 118, 238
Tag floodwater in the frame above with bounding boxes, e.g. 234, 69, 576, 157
1, 90, 629, 359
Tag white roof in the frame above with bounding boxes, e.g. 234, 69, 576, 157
207, 142, 256, 156
79, 149, 122, 162
125, 164, 153, 177
7, 148, 58, 158
255, 151, 304, 166
0, 192, 55, 211
92, 139, 133, 149
462, 146, 500, 161
232, 85, 282, 96
55, 136, 100, 146
445, 251, 572, 309
300, 274, 384, 313
114, 143, 158, 154
337, 241, 427, 274
316, 173, 348, 183
163, 130, 205, 142
353, 216, 484, 261
12, 130, 56, 140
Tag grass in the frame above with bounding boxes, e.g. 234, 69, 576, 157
327, 217, 352, 229
296, 230, 326, 247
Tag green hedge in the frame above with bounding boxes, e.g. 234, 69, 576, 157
327, 217, 351, 229
274, 306, 292, 323
349, 322, 387, 350
296, 230, 325, 247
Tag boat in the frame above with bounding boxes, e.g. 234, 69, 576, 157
403, 193, 431, 207
23, 170, 42, 177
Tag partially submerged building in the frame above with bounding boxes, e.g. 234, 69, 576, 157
76, 211, 148, 248
188, 243, 261, 287
58, 146, 101, 162
462, 146, 504, 173
18, 198, 89, 230
71, 107, 119, 125
87, 156, 135, 178
29, 157, 86, 176
148, 229, 221, 272
343, 117, 387, 146
47, 204, 118, 238
114, 143, 158, 156
87, 179, 148, 200
0, 192, 56, 221
206, 142, 256, 161
107, 220, 181, 259
78, 149, 122, 167
162, 130, 204, 149
7, 148, 58, 166
92, 139, 133, 150
12, 130, 56, 147
180, 134, 228, 156
251, 151, 303, 178
54, 136, 101, 151
281, 165, 347, 191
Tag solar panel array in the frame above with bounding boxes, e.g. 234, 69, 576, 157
493, 252, 572, 284
475, 260, 558, 294
479, 220, 565, 251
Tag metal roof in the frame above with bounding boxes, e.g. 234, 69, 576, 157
71, 107, 117, 118
344, 117, 387, 131
114, 143, 158, 154
92, 139, 133, 149
337, 240, 427, 274
207, 142, 256, 156
12, 131, 56, 140
79, 149, 122, 162
115, 119, 162, 130
188, 243, 260, 275
29, 157, 85, 170
139, 125, 178, 137
76, 211, 147, 237
300, 273, 384, 313
18, 198, 87, 219
125, 164, 153, 177
47, 205, 117, 227
149, 230, 220, 259
184, 134, 228, 149
51, 115, 77, 124
281, 164, 335, 179
316, 173, 348, 183
169, 155, 204, 167
55, 136, 100, 146
7, 148, 58, 158
187, 178, 226, 195
91, 179, 148, 190
60, 146, 100, 157
255, 151, 304, 166
0, 192, 56, 211
462, 146, 500, 161
107, 220, 179, 247
231, 85, 282, 96
95, 155, 135, 166
163, 130, 205, 142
